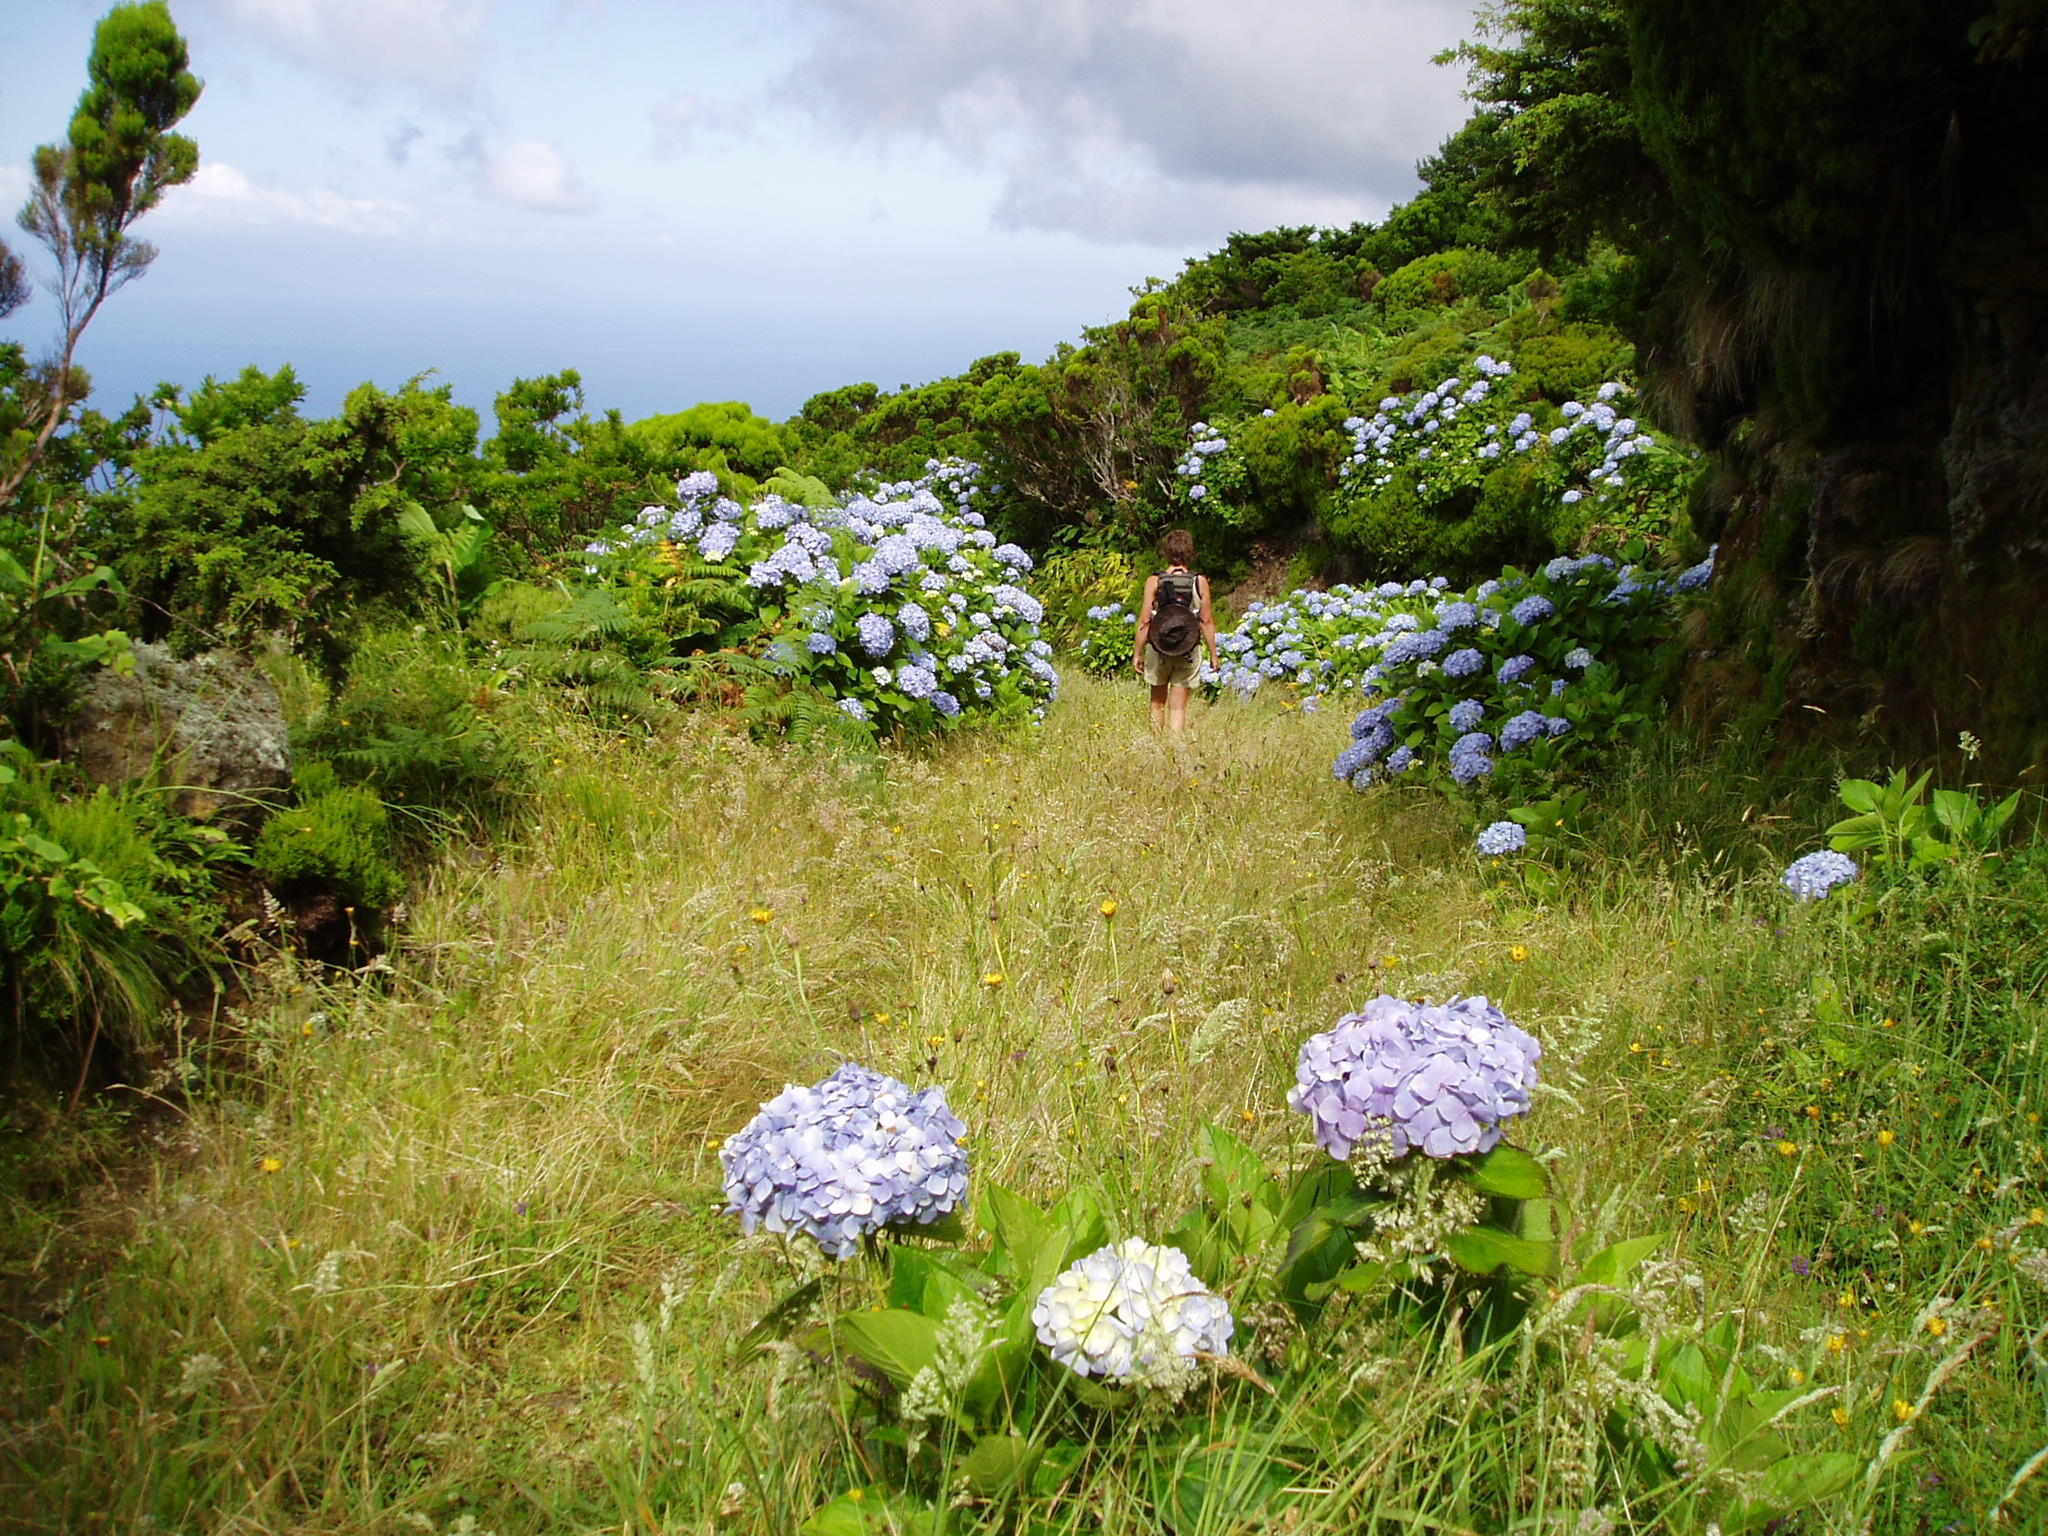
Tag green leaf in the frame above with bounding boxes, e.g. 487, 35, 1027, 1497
1195, 1120, 1276, 1213
735, 1277, 824, 1360
955, 1434, 1039, 1498
1462, 1143, 1548, 1199
976, 1182, 1049, 1279
1443, 1225, 1559, 1278
1734, 1452, 1860, 1525
1836, 778, 1880, 813
1156, 1445, 1297, 1534
800, 1490, 941, 1535
830, 1310, 942, 1388
1575, 1233, 1664, 1288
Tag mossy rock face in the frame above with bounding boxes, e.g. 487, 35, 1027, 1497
64, 644, 292, 832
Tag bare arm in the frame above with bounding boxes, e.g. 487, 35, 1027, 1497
1199, 576, 1220, 668
1133, 575, 1159, 672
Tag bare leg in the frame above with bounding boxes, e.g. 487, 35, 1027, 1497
1150, 683, 1169, 731
1168, 684, 1191, 732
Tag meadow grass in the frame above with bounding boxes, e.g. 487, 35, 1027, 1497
2, 675, 2044, 1533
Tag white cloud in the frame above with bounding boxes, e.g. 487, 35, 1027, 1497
778, 0, 1476, 242
155, 162, 418, 236
649, 93, 752, 156
0, 165, 28, 208
482, 138, 596, 213
218, 0, 493, 93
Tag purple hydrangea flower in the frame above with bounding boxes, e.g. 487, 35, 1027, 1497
1287, 994, 1542, 1160
1677, 545, 1718, 591
1498, 710, 1550, 752
1450, 731, 1495, 785
699, 522, 741, 562
720, 1063, 969, 1258
856, 612, 895, 657
1781, 850, 1859, 901
1477, 820, 1527, 856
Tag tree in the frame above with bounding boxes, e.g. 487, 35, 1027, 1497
1, 2, 201, 509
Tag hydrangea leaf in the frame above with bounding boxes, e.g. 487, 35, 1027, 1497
1461, 1143, 1548, 1199
799, 1489, 941, 1536
735, 1277, 826, 1362
955, 1434, 1040, 1499
1443, 1224, 1559, 1278
1195, 1121, 1280, 1214
1724, 1453, 1860, 1531
1573, 1233, 1664, 1289
828, 1309, 943, 1389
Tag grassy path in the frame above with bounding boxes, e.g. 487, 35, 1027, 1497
3, 678, 2040, 1532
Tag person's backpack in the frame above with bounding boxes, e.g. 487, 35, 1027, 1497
1149, 571, 1203, 659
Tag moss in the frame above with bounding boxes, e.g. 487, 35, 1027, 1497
1759, 479, 1814, 580
251, 762, 404, 911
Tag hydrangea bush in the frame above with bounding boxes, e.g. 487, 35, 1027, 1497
1032, 1238, 1234, 1387
1288, 994, 1542, 1160
1329, 356, 1701, 560
720, 1063, 969, 1257
1323, 548, 1706, 797
1210, 579, 1451, 697
579, 460, 1058, 737
1074, 601, 1139, 678
1172, 419, 1251, 526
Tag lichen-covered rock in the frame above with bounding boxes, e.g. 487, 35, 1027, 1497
66, 645, 291, 830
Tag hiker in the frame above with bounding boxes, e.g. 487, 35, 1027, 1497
1132, 528, 1220, 732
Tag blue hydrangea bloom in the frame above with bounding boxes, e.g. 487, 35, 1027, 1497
1444, 648, 1484, 679
837, 697, 869, 723
856, 613, 895, 657
720, 1063, 969, 1258
1476, 820, 1528, 856
898, 602, 932, 642
1449, 698, 1486, 733
1498, 654, 1536, 684
700, 523, 741, 562
1498, 710, 1550, 752
1288, 994, 1542, 1160
1449, 731, 1496, 785
806, 631, 838, 655
1782, 850, 1860, 901
1510, 595, 1555, 626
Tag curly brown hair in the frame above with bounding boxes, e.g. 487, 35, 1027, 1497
1158, 528, 1196, 567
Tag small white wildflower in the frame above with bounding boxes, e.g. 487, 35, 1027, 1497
175, 1352, 224, 1397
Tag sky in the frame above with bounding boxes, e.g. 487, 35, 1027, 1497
2, 0, 1480, 427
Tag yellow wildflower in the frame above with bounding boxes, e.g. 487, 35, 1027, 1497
1099, 899, 1118, 918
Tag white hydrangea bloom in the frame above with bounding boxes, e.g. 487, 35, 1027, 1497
1031, 1238, 1233, 1388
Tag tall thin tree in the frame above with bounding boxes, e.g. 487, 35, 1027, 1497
1, 2, 201, 508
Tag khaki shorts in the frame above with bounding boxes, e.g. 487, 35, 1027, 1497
1143, 644, 1200, 688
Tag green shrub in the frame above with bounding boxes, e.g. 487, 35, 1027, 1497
1, 747, 229, 1076
296, 629, 532, 839
1374, 250, 1520, 317
1508, 324, 1636, 401
251, 762, 403, 910
1034, 547, 1140, 651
